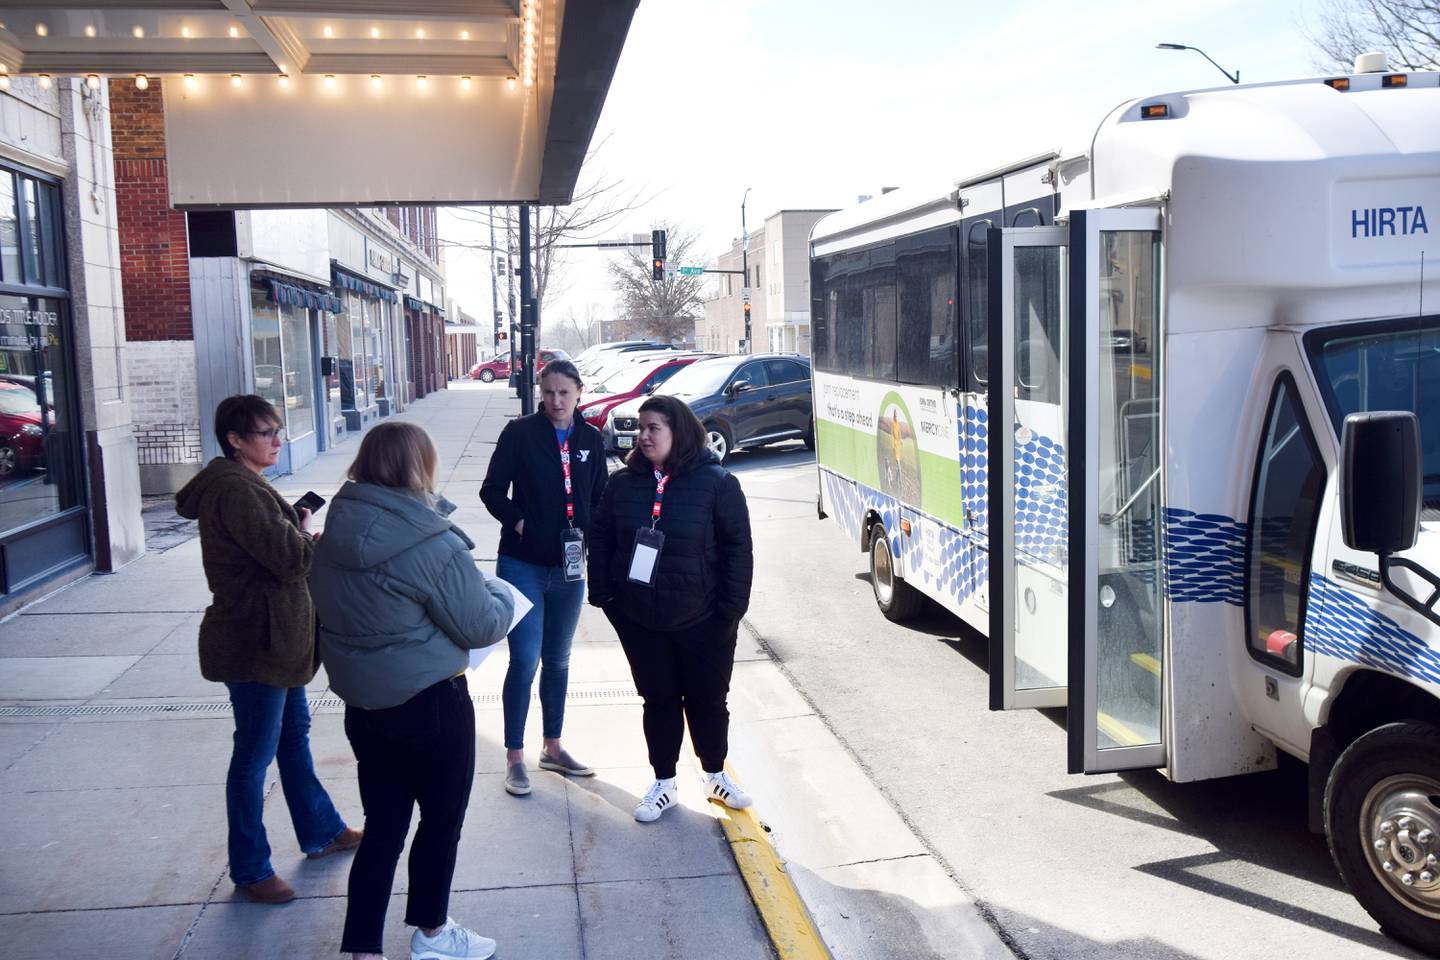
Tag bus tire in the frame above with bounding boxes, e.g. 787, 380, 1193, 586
1325, 721, 1440, 954
868, 522, 924, 621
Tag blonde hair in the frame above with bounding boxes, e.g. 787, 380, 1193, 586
348, 421, 439, 494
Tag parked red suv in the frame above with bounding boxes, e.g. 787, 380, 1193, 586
577, 354, 711, 429
469, 348, 568, 383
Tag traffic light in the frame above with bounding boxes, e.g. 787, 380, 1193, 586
652, 228, 667, 281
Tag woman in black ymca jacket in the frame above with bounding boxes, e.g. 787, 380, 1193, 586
588, 393, 755, 823
480, 360, 607, 797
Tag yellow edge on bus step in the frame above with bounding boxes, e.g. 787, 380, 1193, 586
1129, 652, 1161, 677
1096, 710, 1149, 747
713, 765, 831, 960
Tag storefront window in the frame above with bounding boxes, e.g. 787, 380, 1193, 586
0, 293, 82, 531
347, 293, 371, 409
369, 299, 386, 402
0, 177, 18, 283
251, 295, 286, 423
281, 303, 314, 439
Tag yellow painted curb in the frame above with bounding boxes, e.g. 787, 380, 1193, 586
712, 766, 831, 960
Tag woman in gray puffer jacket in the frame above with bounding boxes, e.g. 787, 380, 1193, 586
311, 421, 513, 960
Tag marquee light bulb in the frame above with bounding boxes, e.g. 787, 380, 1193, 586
416, 27, 425, 39
416, 75, 428, 90
132, 26, 145, 39
230, 74, 242, 87
461, 76, 472, 91
324, 74, 336, 88
134, 74, 149, 90
181, 26, 191, 39
507, 76, 516, 91
371, 27, 380, 39
182, 73, 195, 89
38, 74, 53, 89
229, 26, 240, 38
323, 25, 333, 38
460, 30, 470, 40
278, 74, 290, 88
86, 74, 101, 90
34, 24, 47, 38
371, 74, 382, 89
84, 25, 96, 38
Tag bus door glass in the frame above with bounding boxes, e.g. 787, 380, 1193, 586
1067, 207, 1167, 774
987, 224, 1069, 710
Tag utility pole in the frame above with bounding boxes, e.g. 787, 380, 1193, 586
518, 202, 536, 416
488, 207, 501, 355
741, 186, 752, 352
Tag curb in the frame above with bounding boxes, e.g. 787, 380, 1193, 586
714, 765, 832, 960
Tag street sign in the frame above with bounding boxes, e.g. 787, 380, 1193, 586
742, 287, 752, 303
678, 266, 704, 276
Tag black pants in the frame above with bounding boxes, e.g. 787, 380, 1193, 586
607, 607, 738, 779
339, 675, 475, 955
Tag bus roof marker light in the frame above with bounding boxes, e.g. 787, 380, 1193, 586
1325, 77, 1351, 91
1382, 74, 1408, 88
1141, 103, 1170, 119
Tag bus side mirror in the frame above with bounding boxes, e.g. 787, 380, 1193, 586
1341, 411, 1421, 555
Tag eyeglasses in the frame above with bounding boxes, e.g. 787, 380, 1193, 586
249, 427, 286, 441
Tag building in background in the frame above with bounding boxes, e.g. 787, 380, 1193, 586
111, 78, 446, 491
444, 303, 481, 379
760, 209, 833, 355
698, 224, 765, 355
0, 77, 142, 613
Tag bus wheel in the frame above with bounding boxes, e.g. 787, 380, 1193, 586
1326, 721, 1440, 954
868, 522, 923, 622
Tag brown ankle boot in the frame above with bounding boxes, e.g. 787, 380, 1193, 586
238, 874, 295, 904
307, 826, 363, 860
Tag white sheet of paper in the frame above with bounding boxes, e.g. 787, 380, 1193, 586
628, 543, 660, 584
468, 575, 534, 670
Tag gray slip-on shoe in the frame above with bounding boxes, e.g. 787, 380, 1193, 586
538, 749, 594, 777
504, 761, 531, 796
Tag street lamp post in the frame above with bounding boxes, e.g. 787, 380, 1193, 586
741, 186, 751, 353
1156, 43, 1240, 84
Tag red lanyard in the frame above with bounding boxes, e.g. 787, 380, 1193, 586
651, 470, 670, 527
559, 431, 575, 525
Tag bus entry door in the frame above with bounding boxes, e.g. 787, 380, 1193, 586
1066, 208, 1166, 774
987, 225, 1069, 711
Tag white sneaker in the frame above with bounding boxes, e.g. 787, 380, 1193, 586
633, 778, 678, 822
705, 770, 753, 809
410, 918, 496, 960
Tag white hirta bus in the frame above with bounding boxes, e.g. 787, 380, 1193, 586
809, 57, 1440, 950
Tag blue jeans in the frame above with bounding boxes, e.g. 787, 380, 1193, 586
224, 682, 347, 885
497, 555, 585, 751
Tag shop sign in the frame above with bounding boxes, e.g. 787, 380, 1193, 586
0, 308, 59, 326
368, 246, 394, 275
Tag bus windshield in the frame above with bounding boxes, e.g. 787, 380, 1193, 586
1308, 316, 1440, 511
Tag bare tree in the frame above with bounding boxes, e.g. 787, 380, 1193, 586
607, 224, 707, 344
550, 304, 606, 354
439, 137, 655, 332
1307, 0, 1439, 71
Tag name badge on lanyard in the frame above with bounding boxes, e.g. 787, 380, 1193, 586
559, 430, 585, 582
628, 471, 668, 585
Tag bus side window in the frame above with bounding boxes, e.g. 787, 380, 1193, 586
964, 218, 994, 390
1246, 372, 1325, 673
896, 227, 958, 387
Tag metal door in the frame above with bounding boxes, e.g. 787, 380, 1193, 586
1066, 207, 1167, 773
987, 225, 1070, 710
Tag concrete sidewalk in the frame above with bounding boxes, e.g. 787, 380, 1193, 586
0, 383, 776, 960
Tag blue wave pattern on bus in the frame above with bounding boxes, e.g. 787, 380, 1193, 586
960, 403, 1068, 556
1162, 509, 1248, 605
1307, 573, 1440, 685
819, 468, 988, 607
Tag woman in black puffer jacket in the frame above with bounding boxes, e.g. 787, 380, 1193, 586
588, 394, 755, 823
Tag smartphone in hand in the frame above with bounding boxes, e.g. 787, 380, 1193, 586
294, 491, 326, 515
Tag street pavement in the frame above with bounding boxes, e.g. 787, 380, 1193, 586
733, 448, 1433, 960
0, 380, 1008, 960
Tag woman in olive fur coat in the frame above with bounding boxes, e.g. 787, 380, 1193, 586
176, 395, 358, 905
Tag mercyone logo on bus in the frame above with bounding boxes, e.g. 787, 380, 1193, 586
1350, 204, 1429, 238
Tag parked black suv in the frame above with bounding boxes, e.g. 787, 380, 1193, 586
607, 354, 812, 462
